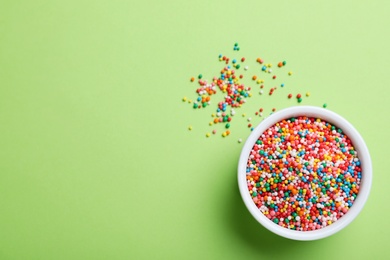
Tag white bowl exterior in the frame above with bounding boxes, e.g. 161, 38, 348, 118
238, 106, 372, 241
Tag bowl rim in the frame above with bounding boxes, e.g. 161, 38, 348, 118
237, 106, 372, 241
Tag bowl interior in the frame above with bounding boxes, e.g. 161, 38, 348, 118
238, 106, 372, 240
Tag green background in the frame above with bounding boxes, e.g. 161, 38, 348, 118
0, 0, 388, 259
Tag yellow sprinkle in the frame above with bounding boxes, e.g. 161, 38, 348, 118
288, 71, 292, 76
182, 97, 187, 101
211, 113, 215, 117
242, 113, 246, 117
206, 133, 210, 137
209, 122, 213, 126
188, 126, 192, 130
306, 92, 310, 97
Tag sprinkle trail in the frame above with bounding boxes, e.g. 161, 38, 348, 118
184, 43, 321, 139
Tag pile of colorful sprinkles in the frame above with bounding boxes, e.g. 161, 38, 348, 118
184, 43, 328, 141
246, 116, 361, 231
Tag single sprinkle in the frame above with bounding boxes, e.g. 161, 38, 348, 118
306, 92, 310, 97
238, 138, 242, 143
198, 74, 202, 79
206, 133, 210, 137
182, 97, 187, 102
323, 103, 328, 108
190, 77, 195, 82
188, 126, 192, 130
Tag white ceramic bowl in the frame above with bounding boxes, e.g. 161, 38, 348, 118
238, 106, 372, 240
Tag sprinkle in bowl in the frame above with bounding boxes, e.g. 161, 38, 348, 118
238, 106, 372, 240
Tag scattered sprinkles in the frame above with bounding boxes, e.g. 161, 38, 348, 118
246, 117, 361, 231
185, 43, 323, 140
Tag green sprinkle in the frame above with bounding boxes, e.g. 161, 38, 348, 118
323, 103, 327, 108
198, 74, 202, 79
